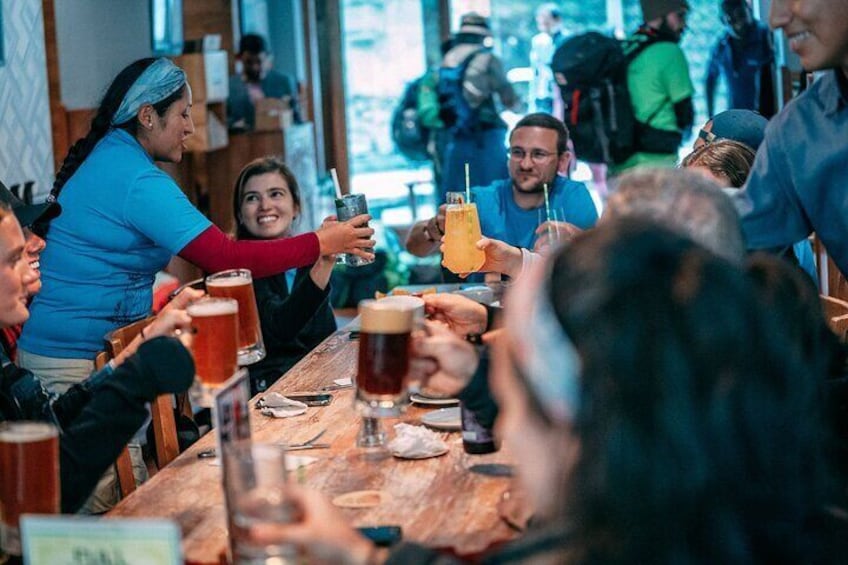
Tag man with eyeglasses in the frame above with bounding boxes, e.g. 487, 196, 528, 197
705, 0, 776, 119
609, 0, 695, 175
405, 113, 597, 262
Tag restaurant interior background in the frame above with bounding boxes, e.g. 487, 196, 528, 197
0, 0, 794, 294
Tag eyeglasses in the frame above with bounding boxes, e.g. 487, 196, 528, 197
508, 147, 558, 163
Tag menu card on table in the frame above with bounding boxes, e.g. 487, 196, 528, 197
20, 516, 182, 564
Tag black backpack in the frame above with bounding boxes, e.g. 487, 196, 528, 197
437, 48, 488, 136
391, 77, 431, 162
552, 32, 658, 165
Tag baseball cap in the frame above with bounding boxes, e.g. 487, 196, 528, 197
0, 181, 61, 230
703, 109, 768, 150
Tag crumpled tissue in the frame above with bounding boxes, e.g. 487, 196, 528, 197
257, 393, 308, 418
388, 423, 449, 459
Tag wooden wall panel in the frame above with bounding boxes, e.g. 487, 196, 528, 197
184, 0, 234, 67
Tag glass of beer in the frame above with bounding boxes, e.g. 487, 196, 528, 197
0, 422, 59, 558
442, 192, 486, 274
206, 269, 266, 366
187, 297, 239, 407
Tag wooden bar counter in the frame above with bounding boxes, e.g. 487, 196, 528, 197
108, 325, 516, 564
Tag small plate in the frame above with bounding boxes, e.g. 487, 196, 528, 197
420, 407, 461, 431
410, 393, 459, 407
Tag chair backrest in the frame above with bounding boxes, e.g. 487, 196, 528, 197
93, 352, 137, 498
104, 317, 186, 471
820, 295, 848, 342
814, 235, 848, 302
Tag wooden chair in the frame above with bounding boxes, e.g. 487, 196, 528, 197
93, 352, 137, 498
99, 316, 193, 497
813, 235, 848, 303
820, 295, 848, 343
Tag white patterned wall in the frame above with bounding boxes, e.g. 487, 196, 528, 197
0, 0, 54, 201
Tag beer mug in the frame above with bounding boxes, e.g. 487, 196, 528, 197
355, 299, 415, 418
206, 269, 266, 366
0, 422, 59, 557
187, 297, 239, 406
442, 192, 485, 274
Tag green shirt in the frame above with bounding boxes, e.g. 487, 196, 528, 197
611, 40, 694, 174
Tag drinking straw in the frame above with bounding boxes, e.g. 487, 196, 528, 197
464, 163, 471, 203
543, 183, 554, 243
330, 168, 343, 199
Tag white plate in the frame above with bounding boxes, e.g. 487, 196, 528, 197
410, 393, 459, 407
420, 407, 461, 431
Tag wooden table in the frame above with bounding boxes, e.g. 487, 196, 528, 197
108, 326, 516, 564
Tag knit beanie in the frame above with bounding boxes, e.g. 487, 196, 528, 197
640, 0, 689, 22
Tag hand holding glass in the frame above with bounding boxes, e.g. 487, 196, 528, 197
442, 192, 485, 274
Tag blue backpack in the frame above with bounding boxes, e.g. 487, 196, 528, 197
437, 48, 488, 136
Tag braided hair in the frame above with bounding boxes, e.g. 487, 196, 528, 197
49, 58, 186, 202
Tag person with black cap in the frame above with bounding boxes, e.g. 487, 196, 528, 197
0, 199, 195, 513
0, 181, 60, 360
609, 0, 695, 175
705, 0, 776, 119
227, 33, 302, 130
437, 12, 519, 199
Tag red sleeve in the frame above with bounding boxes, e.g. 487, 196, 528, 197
178, 225, 320, 278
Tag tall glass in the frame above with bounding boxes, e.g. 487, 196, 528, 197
0, 422, 59, 558
223, 441, 301, 565
187, 297, 240, 407
335, 194, 374, 267
206, 269, 266, 366
442, 192, 485, 274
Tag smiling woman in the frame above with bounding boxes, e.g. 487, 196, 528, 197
16, 59, 372, 449
230, 157, 337, 394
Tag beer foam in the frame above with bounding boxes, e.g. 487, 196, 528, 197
206, 274, 251, 287
188, 298, 238, 316
377, 296, 424, 322
0, 422, 58, 443
359, 301, 414, 334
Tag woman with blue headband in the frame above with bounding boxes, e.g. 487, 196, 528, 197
235, 220, 840, 562
18, 58, 372, 394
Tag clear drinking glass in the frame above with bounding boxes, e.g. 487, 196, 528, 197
187, 297, 240, 407
334, 193, 373, 267
223, 441, 301, 565
355, 299, 415, 448
0, 422, 60, 558
206, 269, 266, 366
442, 193, 485, 275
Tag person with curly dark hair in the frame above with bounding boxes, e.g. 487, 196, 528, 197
233, 220, 843, 563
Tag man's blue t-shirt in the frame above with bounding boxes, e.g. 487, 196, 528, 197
471, 175, 598, 250
19, 129, 211, 359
